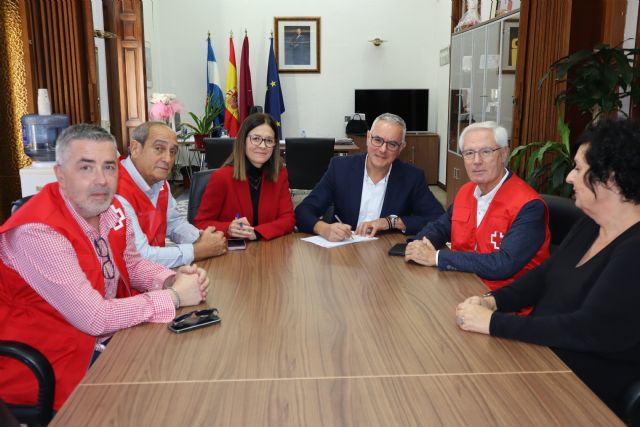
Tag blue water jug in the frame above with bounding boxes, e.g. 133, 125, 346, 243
21, 114, 69, 162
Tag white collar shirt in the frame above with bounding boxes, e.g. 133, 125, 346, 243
357, 156, 392, 225
474, 168, 510, 226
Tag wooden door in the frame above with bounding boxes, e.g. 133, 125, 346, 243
102, 0, 147, 154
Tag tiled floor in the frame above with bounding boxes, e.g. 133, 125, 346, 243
429, 185, 446, 208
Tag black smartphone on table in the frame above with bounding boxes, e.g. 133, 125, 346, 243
168, 308, 221, 334
228, 239, 247, 251
388, 238, 416, 257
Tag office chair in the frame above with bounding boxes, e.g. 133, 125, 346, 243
0, 341, 55, 427
623, 380, 640, 426
540, 194, 584, 253
285, 138, 335, 190
187, 168, 214, 224
203, 138, 234, 169
10, 196, 33, 215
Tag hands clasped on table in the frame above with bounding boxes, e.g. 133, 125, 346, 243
193, 226, 227, 260
228, 216, 257, 240
455, 295, 496, 334
170, 264, 210, 307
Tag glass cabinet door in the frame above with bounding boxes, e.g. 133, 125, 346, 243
448, 13, 519, 154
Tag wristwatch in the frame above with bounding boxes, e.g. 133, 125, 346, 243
387, 215, 399, 230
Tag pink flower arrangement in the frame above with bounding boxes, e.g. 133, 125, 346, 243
149, 93, 184, 121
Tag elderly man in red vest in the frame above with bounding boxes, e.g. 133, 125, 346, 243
117, 122, 226, 267
0, 124, 210, 410
405, 121, 550, 298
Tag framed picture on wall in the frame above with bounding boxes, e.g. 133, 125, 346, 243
274, 16, 321, 73
501, 19, 518, 74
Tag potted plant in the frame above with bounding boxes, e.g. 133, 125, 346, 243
510, 43, 640, 196
182, 93, 224, 149
539, 43, 640, 122
510, 112, 573, 197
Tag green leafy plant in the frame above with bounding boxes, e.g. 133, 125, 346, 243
510, 43, 640, 196
181, 93, 224, 138
539, 43, 640, 122
510, 112, 573, 197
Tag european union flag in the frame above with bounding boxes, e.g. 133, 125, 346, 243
207, 35, 225, 128
265, 37, 285, 140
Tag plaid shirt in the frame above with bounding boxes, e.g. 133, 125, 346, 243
0, 189, 176, 346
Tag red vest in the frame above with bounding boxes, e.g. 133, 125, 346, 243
116, 158, 169, 247
451, 174, 550, 292
0, 183, 130, 410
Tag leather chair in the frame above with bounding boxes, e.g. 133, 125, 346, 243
10, 196, 33, 215
540, 194, 584, 253
187, 168, 214, 224
203, 138, 234, 169
285, 138, 334, 190
0, 341, 55, 427
623, 380, 640, 426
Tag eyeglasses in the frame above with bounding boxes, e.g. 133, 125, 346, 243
93, 237, 115, 280
461, 147, 503, 160
248, 134, 277, 148
369, 135, 403, 151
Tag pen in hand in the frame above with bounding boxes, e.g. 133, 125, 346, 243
334, 214, 353, 240
235, 212, 243, 229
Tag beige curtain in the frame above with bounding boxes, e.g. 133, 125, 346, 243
0, 0, 31, 223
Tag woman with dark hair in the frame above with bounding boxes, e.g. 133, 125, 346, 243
193, 113, 295, 240
455, 119, 640, 418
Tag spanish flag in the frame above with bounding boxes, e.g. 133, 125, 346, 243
224, 33, 240, 137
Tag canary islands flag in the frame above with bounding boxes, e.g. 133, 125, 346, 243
265, 37, 285, 140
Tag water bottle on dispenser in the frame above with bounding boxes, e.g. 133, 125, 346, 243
21, 89, 69, 163
21, 114, 69, 163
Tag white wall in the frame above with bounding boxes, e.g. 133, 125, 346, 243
145, 0, 452, 183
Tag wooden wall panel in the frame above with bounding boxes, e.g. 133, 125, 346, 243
513, 0, 628, 160
23, 0, 97, 124
511, 0, 571, 154
103, 0, 147, 154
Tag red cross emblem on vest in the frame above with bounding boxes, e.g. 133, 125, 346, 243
490, 230, 504, 250
112, 206, 126, 231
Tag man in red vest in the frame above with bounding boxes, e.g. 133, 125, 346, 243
117, 122, 226, 268
405, 121, 550, 296
0, 124, 210, 410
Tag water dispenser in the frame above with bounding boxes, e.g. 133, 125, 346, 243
21, 114, 69, 162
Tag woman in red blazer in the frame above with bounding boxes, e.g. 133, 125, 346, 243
193, 113, 295, 240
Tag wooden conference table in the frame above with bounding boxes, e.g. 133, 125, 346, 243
51, 234, 621, 426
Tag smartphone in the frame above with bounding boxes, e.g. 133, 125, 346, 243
168, 308, 221, 334
228, 239, 247, 251
388, 243, 407, 256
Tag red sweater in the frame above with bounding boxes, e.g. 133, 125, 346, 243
193, 165, 295, 240
0, 183, 130, 410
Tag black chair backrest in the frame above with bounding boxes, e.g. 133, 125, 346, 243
188, 169, 215, 224
285, 138, 335, 190
0, 341, 55, 427
623, 380, 640, 426
203, 138, 234, 169
541, 194, 585, 252
10, 196, 33, 215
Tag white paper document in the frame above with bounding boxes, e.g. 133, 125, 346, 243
301, 234, 378, 248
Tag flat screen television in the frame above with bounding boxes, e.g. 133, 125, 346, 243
354, 89, 429, 132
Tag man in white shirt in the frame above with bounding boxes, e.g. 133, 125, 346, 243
295, 113, 444, 241
405, 121, 550, 294
116, 122, 226, 267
